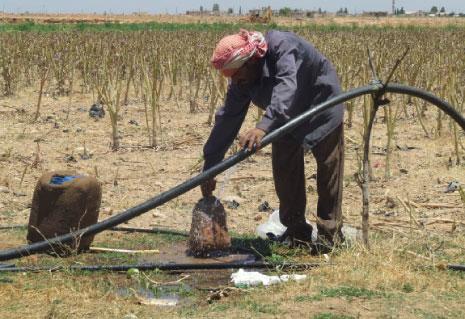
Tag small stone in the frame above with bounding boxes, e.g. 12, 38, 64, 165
384, 211, 397, 217
445, 181, 460, 193
79, 153, 92, 160
13, 191, 26, 197
89, 103, 105, 119
254, 214, 263, 221
152, 210, 166, 218
399, 168, 408, 174
128, 119, 139, 126
385, 196, 397, 209
45, 115, 56, 122
225, 199, 240, 210
258, 201, 272, 212
64, 155, 77, 163
62, 128, 69, 133
0, 186, 9, 193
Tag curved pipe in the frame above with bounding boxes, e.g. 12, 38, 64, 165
0, 83, 463, 261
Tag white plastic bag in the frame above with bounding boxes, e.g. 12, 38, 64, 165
231, 269, 280, 287
231, 268, 307, 287
255, 210, 287, 240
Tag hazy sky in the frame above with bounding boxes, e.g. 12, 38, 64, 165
1, 1, 464, 14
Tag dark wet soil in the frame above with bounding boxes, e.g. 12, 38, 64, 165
138, 241, 257, 266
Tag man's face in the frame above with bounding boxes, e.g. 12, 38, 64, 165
230, 59, 261, 89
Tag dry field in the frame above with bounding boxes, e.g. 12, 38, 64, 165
1, 12, 465, 27
0, 22, 464, 318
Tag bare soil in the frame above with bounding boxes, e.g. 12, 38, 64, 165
0, 83, 464, 318
0, 88, 463, 240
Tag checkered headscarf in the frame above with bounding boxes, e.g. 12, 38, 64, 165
210, 29, 268, 77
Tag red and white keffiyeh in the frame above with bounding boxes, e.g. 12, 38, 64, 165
211, 29, 268, 77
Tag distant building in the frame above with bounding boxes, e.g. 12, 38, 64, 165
404, 10, 427, 16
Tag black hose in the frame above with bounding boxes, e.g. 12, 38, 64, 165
2, 261, 464, 273
0, 83, 463, 262
0, 261, 320, 273
447, 264, 465, 272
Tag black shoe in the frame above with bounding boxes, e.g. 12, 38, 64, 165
277, 223, 313, 248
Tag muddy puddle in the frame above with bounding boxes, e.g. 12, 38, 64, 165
116, 284, 185, 306
137, 241, 257, 266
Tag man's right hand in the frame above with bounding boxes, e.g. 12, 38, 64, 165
200, 178, 216, 197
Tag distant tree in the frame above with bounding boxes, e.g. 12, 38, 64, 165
239, 6, 242, 15
440, 6, 446, 13
212, 3, 220, 12
430, 6, 438, 14
344, 8, 348, 14
279, 7, 292, 17
227, 8, 233, 14
399, 7, 405, 14
318, 8, 322, 14
200, 6, 203, 13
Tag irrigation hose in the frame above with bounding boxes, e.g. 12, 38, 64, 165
0, 83, 464, 262
0, 261, 321, 273
0, 260, 464, 273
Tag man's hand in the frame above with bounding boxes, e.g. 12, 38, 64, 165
239, 128, 266, 151
200, 178, 216, 198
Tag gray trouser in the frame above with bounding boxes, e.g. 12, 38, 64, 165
271, 124, 344, 241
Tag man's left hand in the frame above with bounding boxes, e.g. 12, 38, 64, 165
239, 128, 266, 151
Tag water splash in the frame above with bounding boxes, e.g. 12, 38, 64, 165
215, 163, 238, 205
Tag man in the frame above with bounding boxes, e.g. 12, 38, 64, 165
201, 30, 344, 253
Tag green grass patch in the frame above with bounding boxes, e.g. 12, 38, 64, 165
245, 300, 280, 315
412, 308, 465, 319
208, 303, 230, 312
0, 210, 18, 219
230, 233, 273, 257
296, 285, 386, 303
402, 282, 415, 293
230, 233, 308, 263
319, 286, 385, 299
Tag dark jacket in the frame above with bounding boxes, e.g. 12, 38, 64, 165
203, 30, 344, 170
